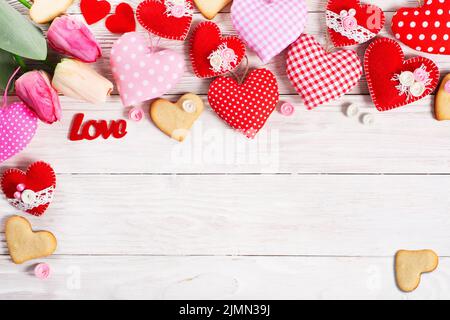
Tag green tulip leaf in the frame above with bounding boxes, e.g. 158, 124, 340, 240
0, 48, 18, 93
0, 0, 47, 60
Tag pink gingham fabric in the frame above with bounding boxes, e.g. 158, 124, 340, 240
231, 0, 307, 64
286, 34, 362, 109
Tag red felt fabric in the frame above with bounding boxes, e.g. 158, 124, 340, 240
208, 69, 279, 139
1, 162, 56, 216
190, 21, 246, 79
105, 3, 136, 34
391, 0, 449, 55
136, 0, 193, 41
80, 0, 111, 25
327, 0, 385, 47
364, 37, 440, 111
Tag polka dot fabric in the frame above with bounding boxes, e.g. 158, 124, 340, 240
392, 0, 449, 55
110, 32, 185, 107
208, 69, 279, 139
0, 102, 38, 163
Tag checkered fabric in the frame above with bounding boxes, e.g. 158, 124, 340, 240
286, 34, 362, 109
231, 0, 307, 64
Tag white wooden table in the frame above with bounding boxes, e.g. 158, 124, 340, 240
1, 0, 450, 300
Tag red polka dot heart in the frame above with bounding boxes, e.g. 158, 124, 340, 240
392, 0, 449, 55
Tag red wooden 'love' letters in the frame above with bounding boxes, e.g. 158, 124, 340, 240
69, 113, 128, 141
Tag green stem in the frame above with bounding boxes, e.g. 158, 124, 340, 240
17, 0, 32, 9
13, 55, 27, 71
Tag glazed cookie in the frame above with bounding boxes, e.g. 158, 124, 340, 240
395, 249, 439, 292
435, 74, 450, 121
150, 93, 204, 142
5, 216, 57, 264
194, 0, 231, 20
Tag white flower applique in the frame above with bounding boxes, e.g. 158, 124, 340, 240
208, 44, 238, 74
392, 64, 431, 100
164, 0, 193, 18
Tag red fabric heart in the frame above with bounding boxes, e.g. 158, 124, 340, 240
391, 0, 449, 55
208, 69, 279, 139
326, 0, 385, 47
364, 37, 440, 111
1, 162, 56, 217
190, 21, 246, 79
136, 0, 194, 41
105, 3, 136, 34
80, 0, 111, 25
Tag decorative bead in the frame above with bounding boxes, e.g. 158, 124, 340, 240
128, 107, 144, 122
279, 102, 295, 116
16, 183, 26, 192
362, 114, 375, 126
345, 104, 359, 117
182, 100, 196, 113
34, 263, 51, 280
14, 191, 22, 200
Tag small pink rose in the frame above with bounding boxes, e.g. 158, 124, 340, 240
342, 16, 357, 31
171, 5, 185, 18
34, 263, 51, 280
413, 68, 429, 83
280, 102, 295, 116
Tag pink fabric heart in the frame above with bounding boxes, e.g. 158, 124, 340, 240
110, 32, 185, 107
0, 102, 38, 163
231, 0, 308, 64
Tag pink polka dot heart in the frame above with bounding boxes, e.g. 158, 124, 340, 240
110, 32, 185, 107
392, 0, 449, 55
208, 69, 279, 139
0, 102, 38, 163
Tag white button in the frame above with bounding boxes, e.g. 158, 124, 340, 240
345, 104, 359, 117
399, 71, 415, 87
182, 100, 196, 113
21, 190, 36, 205
209, 54, 223, 70
410, 81, 426, 97
362, 114, 375, 126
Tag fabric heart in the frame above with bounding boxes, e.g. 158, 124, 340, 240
194, 0, 231, 20
286, 34, 362, 110
392, 0, 449, 55
0, 102, 38, 163
111, 32, 185, 107
190, 21, 246, 79
326, 0, 385, 47
136, 0, 194, 41
150, 93, 204, 142
105, 3, 136, 34
231, 0, 307, 64
208, 69, 279, 139
364, 37, 440, 111
80, 0, 111, 25
1, 161, 56, 217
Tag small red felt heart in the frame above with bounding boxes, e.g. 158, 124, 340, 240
364, 37, 440, 111
136, 0, 194, 41
391, 0, 449, 55
105, 3, 136, 34
1, 162, 56, 217
326, 0, 385, 47
190, 21, 246, 79
208, 69, 279, 139
80, 0, 111, 25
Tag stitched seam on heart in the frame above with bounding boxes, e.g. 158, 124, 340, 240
365, 38, 440, 111
190, 21, 246, 79
136, 0, 193, 41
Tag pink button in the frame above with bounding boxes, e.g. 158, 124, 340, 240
445, 80, 450, 94
34, 263, 51, 280
279, 102, 295, 116
128, 107, 144, 122
13, 191, 21, 200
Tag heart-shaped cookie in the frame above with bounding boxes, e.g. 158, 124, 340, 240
80, 0, 111, 25
105, 3, 136, 34
150, 93, 204, 142
208, 69, 279, 139
194, 0, 231, 20
1, 161, 56, 216
392, 0, 449, 55
395, 250, 439, 292
136, 0, 194, 41
364, 37, 440, 111
110, 32, 185, 107
29, 0, 74, 24
435, 74, 450, 121
326, 0, 385, 47
231, 0, 307, 64
0, 102, 38, 164
5, 216, 57, 264
286, 34, 362, 109
190, 21, 246, 79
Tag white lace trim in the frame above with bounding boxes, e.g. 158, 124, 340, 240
326, 10, 376, 44
7, 186, 55, 211
208, 44, 238, 74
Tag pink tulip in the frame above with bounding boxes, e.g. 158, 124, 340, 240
47, 16, 102, 63
15, 71, 62, 124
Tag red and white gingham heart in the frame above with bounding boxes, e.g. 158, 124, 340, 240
286, 34, 362, 109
